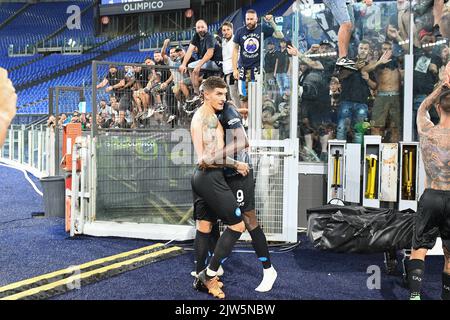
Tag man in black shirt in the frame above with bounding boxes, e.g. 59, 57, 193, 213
317, 40, 338, 81
97, 64, 124, 99
264, 41, 277, 100
97, 64, 133, 116
113, 110, 131, 129
179, 19, 222, 99
337, 40, 376, 144
133, 63, 152, 116
117, 66, 136, 114
274, 39, 291, 100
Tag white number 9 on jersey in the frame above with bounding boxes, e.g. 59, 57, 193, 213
236, 189, 244, 203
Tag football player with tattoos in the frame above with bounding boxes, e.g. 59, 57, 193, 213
190, 76, 249, 299
407, 62, 450, 300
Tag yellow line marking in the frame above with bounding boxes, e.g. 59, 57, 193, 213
1, 246, 182, 300
0, 243, 164, 293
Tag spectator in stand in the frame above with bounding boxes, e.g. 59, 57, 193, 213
119, 65, 136, 115
336, 40, 376, 144
80, 113, 90, 130
133, 63, 151, 117
58, 113, 67, 128
232, 10, 284, 125
113, 110, 131, 129
329, 76, 341, 128
109, 96, 119, 117
363, 41, 404, 143
179, 19, 223, 102
71, 111, 80, 124
103, 113, 115, 128
274, 39, 291, 101
411, 29, 442, 139
413, 0, 447, 38
95, 113, 105, 129
439, 44, 450, 83
47, 114, 56, 129
264, 41, 278, 101
220, 21, 241, 108
98, 99, 112, 119
97, 64, 124, 100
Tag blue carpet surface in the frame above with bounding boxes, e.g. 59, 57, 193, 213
0, 165, 444, 300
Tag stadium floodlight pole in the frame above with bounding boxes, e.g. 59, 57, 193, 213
92, 60, 98, 138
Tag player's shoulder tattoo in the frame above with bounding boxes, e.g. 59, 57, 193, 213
203, 113, 219, 129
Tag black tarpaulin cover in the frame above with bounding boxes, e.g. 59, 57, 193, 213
306, 204, 414, 253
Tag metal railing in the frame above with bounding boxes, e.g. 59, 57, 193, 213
0, 124, 55, 177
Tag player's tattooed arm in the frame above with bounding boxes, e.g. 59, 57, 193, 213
420, 133, 450, 190
417, 84, 445, 135
199, 114, 249, 174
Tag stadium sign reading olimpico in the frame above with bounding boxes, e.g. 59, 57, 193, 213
99, 0, 190, 15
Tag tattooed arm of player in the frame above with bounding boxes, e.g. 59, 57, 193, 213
417, 83, 445, 135
197, 113, 249, 174
193, 112, 246, 169
204, 126, 249, 169
191, 112, 205, 165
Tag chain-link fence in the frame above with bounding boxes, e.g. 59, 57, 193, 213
251, 146, 285, 235
95, 129, 195, 225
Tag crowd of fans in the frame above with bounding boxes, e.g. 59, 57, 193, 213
47, 1, 450, 162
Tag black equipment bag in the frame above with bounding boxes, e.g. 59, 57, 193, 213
306, 204, 413, 253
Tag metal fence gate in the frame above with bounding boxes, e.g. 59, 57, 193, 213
72, 10, 301, 242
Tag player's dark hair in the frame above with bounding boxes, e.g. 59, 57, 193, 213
246, 9, 257, 16
201, 76, 227, 92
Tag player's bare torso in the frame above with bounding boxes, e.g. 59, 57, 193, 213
191, 107, 225, 165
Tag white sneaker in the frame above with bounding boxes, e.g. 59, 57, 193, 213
216, 265, 224, 277
191, 265, 224, 277
255, 266, 277, 292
